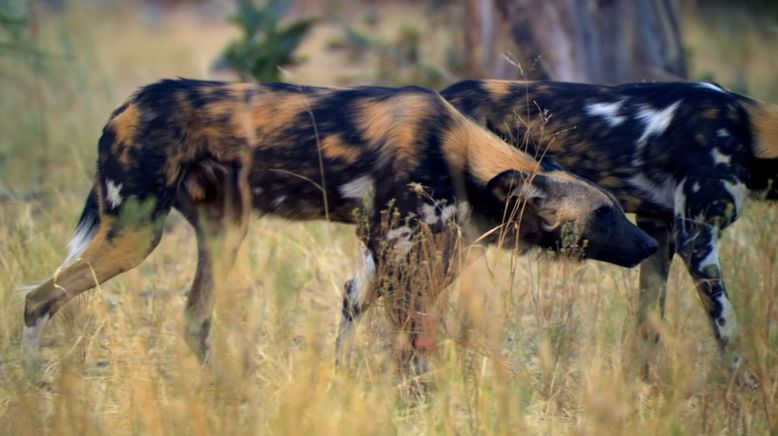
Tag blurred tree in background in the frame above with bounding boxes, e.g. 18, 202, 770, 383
485, 0, 687, 82
215, 0, 315, 82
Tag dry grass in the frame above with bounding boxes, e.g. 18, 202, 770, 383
1, 2, 777, 435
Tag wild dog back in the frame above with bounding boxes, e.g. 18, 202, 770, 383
112, 79, 501, 224
441, 80, 754, 218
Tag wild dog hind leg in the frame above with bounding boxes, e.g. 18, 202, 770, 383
176, 161, 251, 361
635, 216, 675, 342
634, 216, 676, 378
23, 187, 171, 361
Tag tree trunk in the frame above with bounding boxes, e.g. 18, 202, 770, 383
493, 0, 687, 82
465, 0, 495, 77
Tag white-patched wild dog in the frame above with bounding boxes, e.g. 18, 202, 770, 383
442, 79, 778, 372
22, 79, 658, 370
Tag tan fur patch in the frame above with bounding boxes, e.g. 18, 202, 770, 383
544, 169, 584, 184
33, 216, 158, 308
533, 82, 551, 95
111, 104, 141, 165
541, 171, 610, 225
598, 175, 624, 188
442, 107, 539, 184
253, 90, 313, 143
359, 95, 429, 172
112, 103, 140, 144
320, 134, 361, 164
701, 107, 719, 119
483, 80, 517, 100
229, 82, 256, 98
184, 177, 207, 202
746, 102, 778, 159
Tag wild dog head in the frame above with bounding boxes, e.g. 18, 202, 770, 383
487, 169, 658, 267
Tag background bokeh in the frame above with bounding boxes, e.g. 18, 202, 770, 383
1, 1, 777, 434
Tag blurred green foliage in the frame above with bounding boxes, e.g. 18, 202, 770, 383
215, 0, 316, 82
330, 23, 455, 88
0, 0, 32, 58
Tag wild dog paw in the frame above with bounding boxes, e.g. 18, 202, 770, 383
729, 355, 759, 392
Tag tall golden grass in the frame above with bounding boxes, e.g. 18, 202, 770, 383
1, 3, 776, 435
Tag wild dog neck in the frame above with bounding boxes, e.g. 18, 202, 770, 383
440, 109, 543, 186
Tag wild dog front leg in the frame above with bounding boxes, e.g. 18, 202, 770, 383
334, 224, 425, 368
673, 175, 745, 369
335, 247, 378, 366
385, 225, 461, 378
675, 223, 738, 353
635, 216, 675, 344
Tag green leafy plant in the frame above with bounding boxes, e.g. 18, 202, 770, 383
216, 0, 316, 82
0, 4, 32, 58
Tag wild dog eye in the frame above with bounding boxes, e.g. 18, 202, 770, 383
594, 205, 613, 217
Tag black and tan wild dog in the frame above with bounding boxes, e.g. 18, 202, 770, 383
21, 79, 658, 369
442, 79, 778, 372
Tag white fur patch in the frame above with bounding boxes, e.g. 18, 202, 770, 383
711, 148, 731, 165
673, 177, 688, 223
272, 195, 287, 207
336, 249, 376, 365
697, 82, 727, 94
422, 203, 439, 225
585, 99, 627, 126
350, 250, 376, 308
630, 173, 676, 209
698, 232, 720, 270
692, 182, 701, 193
339, 175, 374, 201
724, 180, 747, 217
717, 128, 731, 138
635, 100, 682, 148
386, 226, 412, 240
440, 204, 458, 223
519, 183, 545, 201
22, 313, 50, 355
715, 293, 738, 344
386, 225, 414, 257
64, 218, 98, 264
336, 249, 374, 365
421, 201, 460, 226
457, 203, 472, 222
106, 180, 123, 209
253, 187, 264, 196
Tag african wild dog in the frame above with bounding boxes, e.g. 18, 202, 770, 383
21, 79, 658, 369
442, 79, 778, 371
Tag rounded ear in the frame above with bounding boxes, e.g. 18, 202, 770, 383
487, 170, 548, 204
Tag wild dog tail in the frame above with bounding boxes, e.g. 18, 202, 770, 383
739, 98, 778, 159
63, 187, 100, 265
